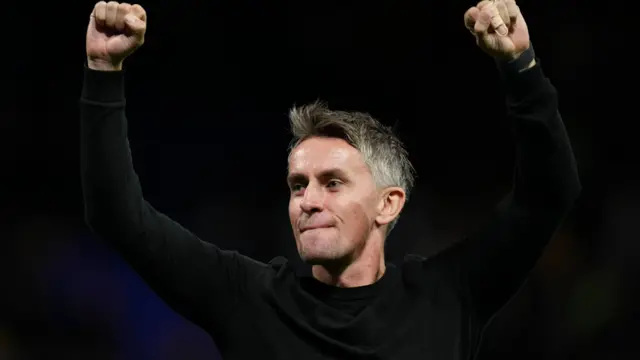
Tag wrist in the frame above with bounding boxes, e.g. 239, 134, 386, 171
496, 45, 536, 74
87, 58, 123, 71
509, 47, 536, 71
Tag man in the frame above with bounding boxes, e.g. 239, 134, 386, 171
80, 1, 581, 359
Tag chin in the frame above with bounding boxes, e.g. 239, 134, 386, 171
297, 245, 337, 264
297, 230, 343, 264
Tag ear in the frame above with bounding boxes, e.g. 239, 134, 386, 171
375, 187, 406, 227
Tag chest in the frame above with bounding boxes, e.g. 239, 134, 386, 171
223, 286, 474, 360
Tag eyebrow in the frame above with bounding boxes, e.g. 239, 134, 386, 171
286, 168, 349, 185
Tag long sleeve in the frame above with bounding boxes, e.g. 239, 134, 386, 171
79, 67, 268, 336
442, 51, 581, 325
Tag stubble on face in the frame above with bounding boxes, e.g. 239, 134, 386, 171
288, 137, 379, 264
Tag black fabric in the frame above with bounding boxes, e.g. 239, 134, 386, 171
79, 59, 581, 359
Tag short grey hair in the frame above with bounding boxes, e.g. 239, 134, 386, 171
288, 100, 415, 232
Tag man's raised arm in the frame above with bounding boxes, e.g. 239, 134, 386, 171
80, 1, 267, 334
443, 0, 582, 325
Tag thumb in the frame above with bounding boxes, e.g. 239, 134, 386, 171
124, 14, 146, 38
88, 13, 96, 29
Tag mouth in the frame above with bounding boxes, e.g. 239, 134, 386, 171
300, 225, 333, 233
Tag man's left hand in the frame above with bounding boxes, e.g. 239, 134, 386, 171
464, 0, 530, 60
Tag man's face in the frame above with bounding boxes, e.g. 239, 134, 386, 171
288, 137, 379, 264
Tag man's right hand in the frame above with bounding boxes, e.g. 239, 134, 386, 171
86, 1, 147, 71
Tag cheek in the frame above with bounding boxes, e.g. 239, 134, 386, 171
288, 199, 299, 225
333, 197, 373, 229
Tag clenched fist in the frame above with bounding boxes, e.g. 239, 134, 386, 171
464, 0, 530, 60
86, 2, 147, 71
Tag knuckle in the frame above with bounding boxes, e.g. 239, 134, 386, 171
118, 3, 131, 13
477, 0, 491, 9
479, 10, 492, 23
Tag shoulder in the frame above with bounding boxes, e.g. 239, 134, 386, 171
268, 256, 290, 271
266, 256, 304, 281
398, 252, 462, 290
397, 254, 429, 288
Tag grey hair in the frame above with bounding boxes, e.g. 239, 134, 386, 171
288, 100, 415, 232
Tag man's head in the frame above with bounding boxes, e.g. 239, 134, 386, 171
287, 101, 415, 265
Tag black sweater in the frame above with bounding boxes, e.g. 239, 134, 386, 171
80, 55, 581, 359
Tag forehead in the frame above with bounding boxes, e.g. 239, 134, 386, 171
288, 137, 368, 175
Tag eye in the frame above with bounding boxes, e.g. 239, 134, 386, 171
327, 180, 341, 188
290, 183, 305, 193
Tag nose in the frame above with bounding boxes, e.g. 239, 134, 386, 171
300, 185, 324, 213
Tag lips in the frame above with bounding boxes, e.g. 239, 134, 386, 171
299, 213, 335, 233
300, 224, 333, 233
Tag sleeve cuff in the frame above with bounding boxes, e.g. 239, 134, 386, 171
496, 46, 548, 101
81, 66, 126, 103
496, 45, 536, 74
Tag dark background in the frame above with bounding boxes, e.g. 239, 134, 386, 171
2, 0, 636, 359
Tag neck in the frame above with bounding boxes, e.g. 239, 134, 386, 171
311, 232, 386, 288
